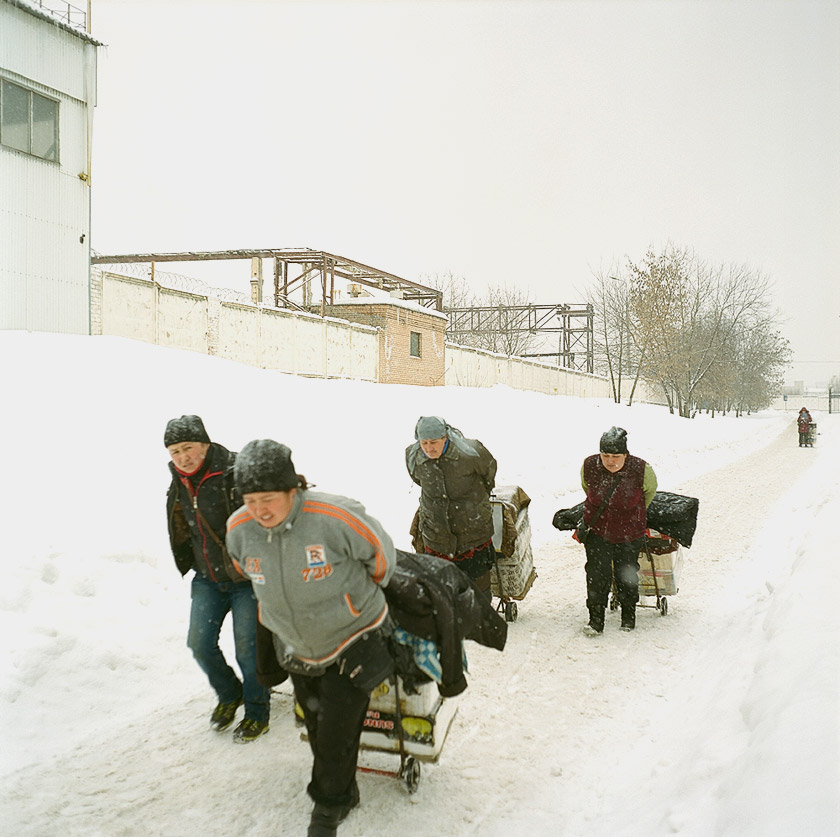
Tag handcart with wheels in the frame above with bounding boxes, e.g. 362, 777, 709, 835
359, 675, 459, 793
609, 528, 683, 616
294, 674, 457, 795
489, 485, 537, 622
807, 422, 818, 446
554, 490, 697, 623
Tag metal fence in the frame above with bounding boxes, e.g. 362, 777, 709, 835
94, 260, 253, 307
27, 0, 87, 31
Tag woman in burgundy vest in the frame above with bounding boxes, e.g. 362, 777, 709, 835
580, 427, 657, 633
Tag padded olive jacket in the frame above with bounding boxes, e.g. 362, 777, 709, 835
406, 430, 497, 556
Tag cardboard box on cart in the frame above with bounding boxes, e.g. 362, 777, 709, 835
361, 678, 458, 761
295, 677, 457, 761
490, 485, 537, 600
637, 529, 683, 597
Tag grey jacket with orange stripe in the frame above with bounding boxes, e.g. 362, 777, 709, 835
226, 488, 396, 668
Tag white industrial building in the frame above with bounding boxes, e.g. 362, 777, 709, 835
0, 0, 100, 334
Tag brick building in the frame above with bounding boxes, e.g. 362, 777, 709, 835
326, 298, 447, 386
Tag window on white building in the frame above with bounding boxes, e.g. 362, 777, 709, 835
1, 79, 59, 162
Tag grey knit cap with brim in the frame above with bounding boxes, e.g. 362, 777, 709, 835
599, 426, 628, 454
415, 416, 448, 440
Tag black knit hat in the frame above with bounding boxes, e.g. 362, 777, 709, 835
235, 439, 300, 494
599, 426, 628, 454
164, 415, 211, 447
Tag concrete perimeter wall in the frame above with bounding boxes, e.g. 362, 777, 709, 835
92, 269, 642, 401
445, 342, 611, 397
91, 271, 379, 380
444, 342, 667, 404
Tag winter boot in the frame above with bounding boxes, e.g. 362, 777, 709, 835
307, 788, 359, 837
232, 717, 269, 743
209, 699, 242, 731
586, 604, 605, 634
620, 606, 636, 631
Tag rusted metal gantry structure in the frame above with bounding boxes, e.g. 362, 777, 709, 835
90, 249, 443, 314
446, 303, 594, 373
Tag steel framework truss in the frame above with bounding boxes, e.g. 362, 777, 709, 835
90, 248, 443, 313
446, 303, 594, 372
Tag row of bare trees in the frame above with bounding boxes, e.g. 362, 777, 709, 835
589, 245, 790, 417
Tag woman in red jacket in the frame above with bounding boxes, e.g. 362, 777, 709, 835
580, 427, 657, 633
797, 407, 813, 447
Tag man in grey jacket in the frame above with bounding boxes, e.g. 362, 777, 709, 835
226, 440, 396, 837
406, 416, 498, 597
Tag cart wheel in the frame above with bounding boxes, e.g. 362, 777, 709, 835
504, 601, 519, 623
402, 757, 421, 794
659, 597, 668, 616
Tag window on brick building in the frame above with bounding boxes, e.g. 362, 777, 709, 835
410, 331, 422, 358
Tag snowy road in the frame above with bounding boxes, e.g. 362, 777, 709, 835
2, 333, 836, 837
421, 421, 825, 837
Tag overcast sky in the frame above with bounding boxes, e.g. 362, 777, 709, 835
90, 0, 839, 386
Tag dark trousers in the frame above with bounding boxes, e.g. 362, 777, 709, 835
425, 542, 496, 591
583, 532, 641, 614
291, 666, 371, 807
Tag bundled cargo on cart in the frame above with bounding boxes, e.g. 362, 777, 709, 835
410, 485, 537, 623
615, 525, 684, 615
273, 549, 508, 793
365, 549, 507, 790
489, 485, 537, 622
552, 491, 699, 616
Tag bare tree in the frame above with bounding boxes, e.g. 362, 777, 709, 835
587, 244, 790, 417
588, 269, 637, 403
472, 284, 540, 356
627, 246, 781, 417
419, 270, 476, 310
441, 279, 541, 358
726, 323, 790, 415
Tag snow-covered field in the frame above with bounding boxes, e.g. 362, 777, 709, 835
1, 331, 837, 836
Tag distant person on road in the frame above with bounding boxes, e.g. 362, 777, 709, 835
165, 415, 270, 742
797, 407, 813, 448
406, 416, 498, 598
579, 427, 657, 634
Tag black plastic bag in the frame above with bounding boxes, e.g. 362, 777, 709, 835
553, 491, 699, 548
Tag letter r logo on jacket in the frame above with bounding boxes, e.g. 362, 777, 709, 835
306, 545, 327, 567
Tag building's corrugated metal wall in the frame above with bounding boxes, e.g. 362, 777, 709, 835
0, 1, 97, 335
0, 2, 98, 101
0, 154, 92, 332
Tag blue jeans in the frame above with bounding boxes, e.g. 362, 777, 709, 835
188, 574, 270, 723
